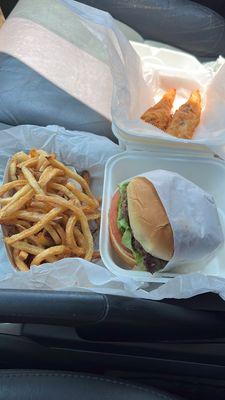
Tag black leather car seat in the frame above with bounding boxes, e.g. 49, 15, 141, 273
0, 370, 182, 400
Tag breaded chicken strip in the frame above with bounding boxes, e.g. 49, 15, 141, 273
166, 89, 201, 139
141, 88, 176, 131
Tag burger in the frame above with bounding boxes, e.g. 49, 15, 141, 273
109, 177, 174, 273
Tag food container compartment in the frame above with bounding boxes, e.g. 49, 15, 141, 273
100, 148, 225, 283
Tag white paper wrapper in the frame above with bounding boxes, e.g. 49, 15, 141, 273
0, 125, 225, 301
138, 170, 224, 271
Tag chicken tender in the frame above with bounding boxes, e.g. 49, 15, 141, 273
141, 88, 176, 131
166, 89, 201, 139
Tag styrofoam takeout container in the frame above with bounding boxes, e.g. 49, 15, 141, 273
100, 129, 225, 283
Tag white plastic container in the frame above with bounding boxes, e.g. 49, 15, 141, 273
100, 132, 225, 283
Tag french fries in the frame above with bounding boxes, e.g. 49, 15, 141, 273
31, 245, 71, 266
48, 157, 95, 199
13, 248, 29, 271
0, 149, 101, 271
66, 215, 84, 256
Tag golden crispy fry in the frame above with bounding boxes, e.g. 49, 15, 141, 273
36, 195, 93, 260
48, 157, 94, 199
30, 201, 52, 212
32, 232, 52, 247
141, 88, 176, 131
12, 151, 29, 163
68, 196, 81, 207
45, 193, 77, 206
82, 206, 99, 214
31, 245, 70, 266
74, 227, 86, 249
52, 222, 66, 245
15, 220, 31, 229
14, 227, 45, 249
38, 150, 49, 156
0, 184, 31, 213
0, 180, 26, 196
0, 211, 43, 223
0, 188, 33, 221
66, 183, 98, 208
39, 159, 50, 172
11, 241, 43, 255
29, 149, 38, 158
166, 89, 201, 139
5, 207, 63, 245
0, 198, 12, 205
45, 224, 61, 245
54, 176, 68, 185
18, 250, 28, 261
49, 183, 75, 199
9, 160, 17, 181
60, 214, 69, 227
66, 215, 84, 256
22, 166, 44, 195
46, 189, 81, 208
15, 211, 45, 222
39, 166, 62, 187
86, 213, 101, 221
30, 149, 48, 158
25, 208, 44, 213
13, 248, 29, 271
36, 154, 46, 170
18, 156, 39, 169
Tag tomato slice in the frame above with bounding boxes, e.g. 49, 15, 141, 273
109, 190, 133, 254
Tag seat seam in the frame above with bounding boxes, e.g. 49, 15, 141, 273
0, 372, 173, 399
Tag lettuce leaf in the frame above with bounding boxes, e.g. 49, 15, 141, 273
119, 182, 129, 195
118, 217, 129, 231
122, 227, 133, 251
122, 227, 144, 267
116, 182, 143, 267
134, 251, 144, 266
117, 182, 129, 232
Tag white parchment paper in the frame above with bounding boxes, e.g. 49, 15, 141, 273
0, 125, 225, 301
139, 170, 224, 271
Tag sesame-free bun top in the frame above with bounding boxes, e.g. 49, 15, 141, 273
127, 177, 174, 261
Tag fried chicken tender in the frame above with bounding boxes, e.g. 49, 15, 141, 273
166, 89, 201, 139
141, 88, 176, 131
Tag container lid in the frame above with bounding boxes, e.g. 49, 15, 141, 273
112, 123, 213, 158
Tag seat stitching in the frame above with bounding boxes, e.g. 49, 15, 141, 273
0, 372, 174, 399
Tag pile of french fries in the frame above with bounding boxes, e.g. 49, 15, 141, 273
0, 149, 100, 271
